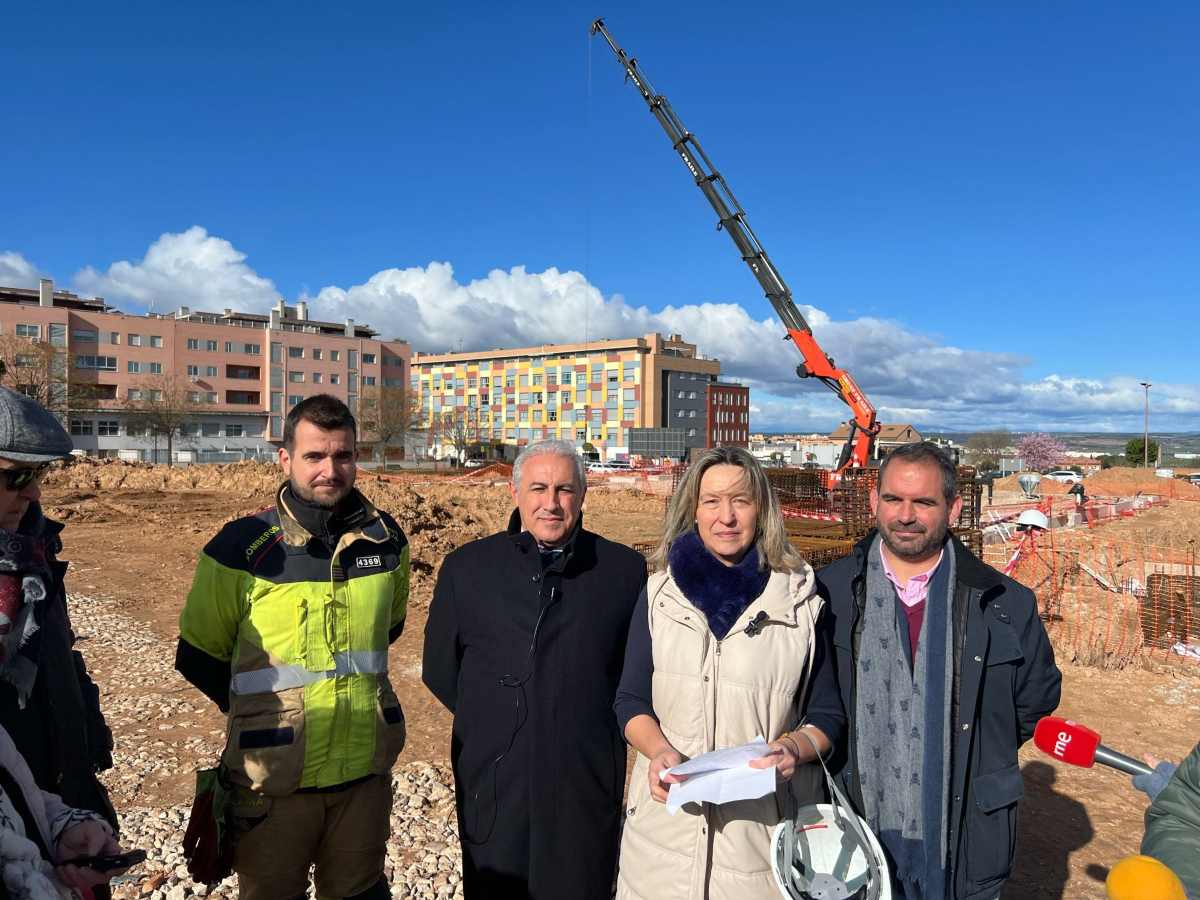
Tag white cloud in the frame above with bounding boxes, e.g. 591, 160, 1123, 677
0, 252, 42, 288
10, 226, 1191, 432
74, 226, 282, 312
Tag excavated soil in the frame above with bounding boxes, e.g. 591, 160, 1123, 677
37, 459, 1200, 899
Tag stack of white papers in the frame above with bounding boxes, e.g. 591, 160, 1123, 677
661, 736, 776, 815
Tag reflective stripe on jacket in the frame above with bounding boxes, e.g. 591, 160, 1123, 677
616, 565, 823, 900
180, 487, 409, 793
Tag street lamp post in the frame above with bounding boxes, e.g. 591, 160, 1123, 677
1139, 381, 1152, 467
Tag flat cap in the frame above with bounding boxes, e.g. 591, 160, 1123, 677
0, 387, 73, 463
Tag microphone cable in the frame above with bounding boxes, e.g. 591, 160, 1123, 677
464, 585, 561, 845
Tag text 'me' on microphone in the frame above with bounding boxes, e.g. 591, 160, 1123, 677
1033, 716, 1154, 778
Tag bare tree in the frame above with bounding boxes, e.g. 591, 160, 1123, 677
965, 429, 1012, 473
435, 406, 481, 463
0, 335, 65, 412
357, 385, 422, 464
120, 374, 202, 466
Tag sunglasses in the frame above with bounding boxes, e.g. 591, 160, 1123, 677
0, 465, 50, 491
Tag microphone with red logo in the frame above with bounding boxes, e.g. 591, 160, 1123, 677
1033, 717, 1154, 778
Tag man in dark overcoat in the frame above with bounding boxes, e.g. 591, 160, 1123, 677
423, 439, 646, 899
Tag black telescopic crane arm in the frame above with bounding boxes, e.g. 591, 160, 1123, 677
590, 18, 813, 339
590, 19, 879, 470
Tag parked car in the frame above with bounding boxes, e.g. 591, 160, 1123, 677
1186, 473, 1200, 486
463, 458, 489, 469
587, 461, 631, 473
1044, 470, 1083, 484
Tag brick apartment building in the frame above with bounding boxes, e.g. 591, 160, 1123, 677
706, 381, 749, 448
411, 333, 743, 461
0, 279, 411, 461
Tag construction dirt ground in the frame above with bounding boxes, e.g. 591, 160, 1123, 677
41, 459, 1200, 900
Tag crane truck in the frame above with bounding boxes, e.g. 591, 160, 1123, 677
590, 19, 879, 477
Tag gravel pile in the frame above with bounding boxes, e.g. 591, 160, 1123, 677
68, 594, 465, 899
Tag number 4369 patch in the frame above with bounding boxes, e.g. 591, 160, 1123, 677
356, 555, 382, 569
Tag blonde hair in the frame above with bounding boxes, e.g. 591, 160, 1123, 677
649, 447, 806, 574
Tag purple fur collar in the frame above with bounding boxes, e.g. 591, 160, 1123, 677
668, 529, 770, 639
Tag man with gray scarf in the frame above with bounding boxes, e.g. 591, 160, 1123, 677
817, 441, 1061, 899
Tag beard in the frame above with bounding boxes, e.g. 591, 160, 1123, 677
291, 479, 351, 509
879, 519, 948, 561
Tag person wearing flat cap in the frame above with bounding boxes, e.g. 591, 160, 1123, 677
0, 387, 125, 899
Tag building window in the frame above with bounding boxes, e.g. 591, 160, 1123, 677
74, 355, 117, 371
288, 394, 303, 407
127, 361, 141, 374
150, 335, 163, 348
127, 389, 142, 401
149, 362, 163, 374
15, 324, 39, 339
688, 428, 697, 438
689, 391, 697, 400
362, 353, 376, 365
187, 338, 200, 350
330, 374, 340, 385
677, 410, 686, 418
97, 420, 119, 436
348, 351, 358, 370
201, 422, 221, 437
187, 365, 200, 377
548, 409, 558, 422
188, 392, 202, 403
532, 392, 543, 404
226, 423, 244, 437
532, 374, 542, 385
128, 334, 142, 346
243, 343, 260, 355
308, 348, 321, 361
312, 373, 323, 384
72, 328, 98, 342
330, 350, 340, 362
289, 346, 304, 359
69, 419, 92, 435
205, 392, 217, 403
225, 342, 234, 353
289, 371, 304, 383
689, 410, 697, 418
677, 390, 685, 399
108, 331, 120, 345
127, 422, 146, 437
362, 376, 376, 386
180, 423, 200, 437
206, 366, 218, 377
561, 390, 571, 404
148, 390, 163, 402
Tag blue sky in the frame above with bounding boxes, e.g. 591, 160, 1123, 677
3, 1, 1197, 432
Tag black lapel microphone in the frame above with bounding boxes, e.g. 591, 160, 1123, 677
744, 611, 769, 637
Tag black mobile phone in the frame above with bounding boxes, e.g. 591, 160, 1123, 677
62, 849, 147, 872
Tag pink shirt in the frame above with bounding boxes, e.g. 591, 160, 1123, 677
880, 545, 944, 661
880, 546, 944, 608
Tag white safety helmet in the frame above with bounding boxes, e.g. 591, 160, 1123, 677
771, 732, 892, 900
1016, 509, 1049, 531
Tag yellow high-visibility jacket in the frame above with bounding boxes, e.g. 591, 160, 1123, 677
180, 486, 409, 794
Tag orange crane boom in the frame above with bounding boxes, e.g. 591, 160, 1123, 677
590, 19, 879, 472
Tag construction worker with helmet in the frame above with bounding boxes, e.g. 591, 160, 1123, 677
176, 395, 410, 900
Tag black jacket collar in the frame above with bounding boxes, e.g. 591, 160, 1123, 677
506, 508, 585, 563
851, 528, 1002, 592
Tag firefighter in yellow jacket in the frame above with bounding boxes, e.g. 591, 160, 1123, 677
176, 395, 409, 900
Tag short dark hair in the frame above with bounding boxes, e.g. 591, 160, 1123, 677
283, 394, 357, 450
877, 440, 958, 505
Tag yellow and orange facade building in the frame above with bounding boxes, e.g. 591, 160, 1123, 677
411, 332, 731, 461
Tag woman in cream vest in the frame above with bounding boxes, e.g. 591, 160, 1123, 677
614, 447, 845, 900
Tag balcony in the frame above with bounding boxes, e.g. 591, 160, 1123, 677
226, 391, 261, 405
226, 365, 261, 380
